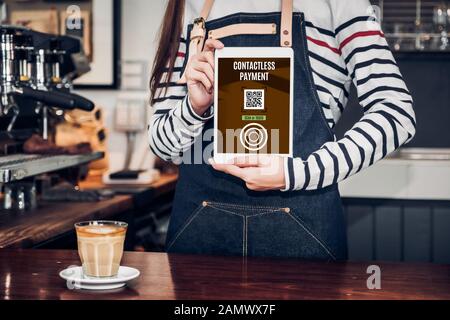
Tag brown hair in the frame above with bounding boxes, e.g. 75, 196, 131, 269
150, 0, 186, 105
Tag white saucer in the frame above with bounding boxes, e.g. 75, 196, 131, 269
59, 266, 140, 290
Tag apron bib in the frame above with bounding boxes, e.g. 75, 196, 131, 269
166, 0, 347, 261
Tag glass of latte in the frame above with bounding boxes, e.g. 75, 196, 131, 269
75, 221, 128, 278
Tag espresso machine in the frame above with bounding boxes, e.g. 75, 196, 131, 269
0, 26, 104, 211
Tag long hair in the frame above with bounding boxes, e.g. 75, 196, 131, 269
150, 0, 185, 105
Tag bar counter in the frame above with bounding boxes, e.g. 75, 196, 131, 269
1, 249, 449, 300
0, 174, 177, 248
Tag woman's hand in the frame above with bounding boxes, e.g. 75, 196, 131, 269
185, 39, 224, 117
209, 155, 286, 192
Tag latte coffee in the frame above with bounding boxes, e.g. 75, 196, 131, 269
75, 221, 127, 277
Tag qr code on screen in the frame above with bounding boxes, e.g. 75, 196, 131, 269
244, 89, 265, 110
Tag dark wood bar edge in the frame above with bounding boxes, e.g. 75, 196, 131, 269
0, 173, 178, 249
0, 249, 449, 300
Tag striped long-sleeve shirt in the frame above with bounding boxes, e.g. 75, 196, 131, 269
149, 0, 416, 191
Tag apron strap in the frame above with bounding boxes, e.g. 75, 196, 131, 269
178, 0, 214, 83
196, 0, 293, 47
199, 0, 214, 20
178, 0, 293, 84
280, 0, 293, 47
190, 0, 214, 42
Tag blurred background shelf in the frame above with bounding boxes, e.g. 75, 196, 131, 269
374, 0, 450, 53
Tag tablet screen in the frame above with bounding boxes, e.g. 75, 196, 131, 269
215, 52, 292, 158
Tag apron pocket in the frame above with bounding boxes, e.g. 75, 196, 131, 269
247, 208, 337, 261
166, 201, 245, 256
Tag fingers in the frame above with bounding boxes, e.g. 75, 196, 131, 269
191, 60, 214, 85
209, 159, 247, 180
232, 156, 260, 168
197, 51, 215, 69
213, 164, 247, 180
231, 155, 271, 168
209, 159, 260, 184
209, 160, 278, 191
185, 40, 221, 92
209, 156, 286, 192
203, 39, 224, 53
186, 50, 215, 92
187, 69, 212, 92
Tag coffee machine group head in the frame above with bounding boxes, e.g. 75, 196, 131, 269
0, 26, 95, 135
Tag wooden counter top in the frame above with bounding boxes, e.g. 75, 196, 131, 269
0, 174, 178, 249
0, 249, 449, 300
0, 196, 132, 249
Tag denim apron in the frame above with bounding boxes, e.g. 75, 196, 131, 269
166, 3, 347, 261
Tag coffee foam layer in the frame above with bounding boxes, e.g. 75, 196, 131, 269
76, 225, 126, 237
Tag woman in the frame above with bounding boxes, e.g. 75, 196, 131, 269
149, 0, 416, 260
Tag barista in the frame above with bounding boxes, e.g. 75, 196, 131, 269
148, 0, 416, 259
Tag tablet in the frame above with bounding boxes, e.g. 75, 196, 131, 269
214, 47, 294, 163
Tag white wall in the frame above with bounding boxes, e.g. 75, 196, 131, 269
77, 0, 167, 171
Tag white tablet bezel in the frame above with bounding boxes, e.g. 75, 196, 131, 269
214, 47, 294, 164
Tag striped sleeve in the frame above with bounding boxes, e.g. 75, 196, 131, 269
284, 0, 416, 191
148, 38, 213, 163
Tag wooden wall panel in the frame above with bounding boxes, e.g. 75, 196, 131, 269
346, 205, 374, 261
400, 206, 432, 262
374, 206, 403, 261
433, 208, 450, 264
343, 200, 450, 264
